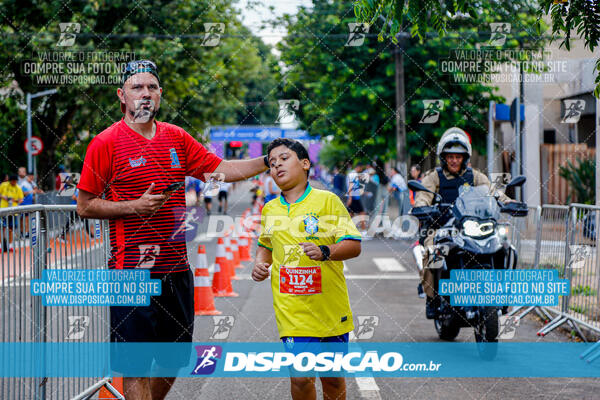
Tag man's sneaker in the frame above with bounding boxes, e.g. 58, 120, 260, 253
417, 283, 425, 298
425, 297, 437, 319
8, 244, 14, 252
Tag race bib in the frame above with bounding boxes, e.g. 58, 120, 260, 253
279, 266, 322, 295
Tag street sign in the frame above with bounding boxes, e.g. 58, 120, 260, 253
25, 136, 43, 156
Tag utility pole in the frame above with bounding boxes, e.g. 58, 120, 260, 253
394, 39, 407, 177
27, 88, 57, 174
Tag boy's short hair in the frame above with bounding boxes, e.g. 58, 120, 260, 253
266, 138, 311, 177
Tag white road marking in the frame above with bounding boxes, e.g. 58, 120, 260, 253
356, 377, 382, 399
372, 257, 406, 272
343, 260, 348, 272
351, 336, 382, 400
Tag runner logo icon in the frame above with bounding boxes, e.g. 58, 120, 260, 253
192, 345, 222, 375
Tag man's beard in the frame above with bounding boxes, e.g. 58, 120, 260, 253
130, 99, 158, 123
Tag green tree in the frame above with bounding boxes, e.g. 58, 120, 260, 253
278, 1, 541, 168
0, 0, 279, 188
559, 158, 595, 204
355, 0, 600, 96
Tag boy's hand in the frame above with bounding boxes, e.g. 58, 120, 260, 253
252, 262, 271, 281
299, 242, 323, 261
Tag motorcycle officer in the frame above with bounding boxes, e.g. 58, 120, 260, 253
413, 127, 513, 319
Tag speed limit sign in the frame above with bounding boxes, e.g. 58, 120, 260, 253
25, 136, 43, 156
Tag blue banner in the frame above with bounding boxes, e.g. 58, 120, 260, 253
439, 269, 569, 306
209, 126, 316, 142
30, 269, 161, 306
1, 342, 599, 377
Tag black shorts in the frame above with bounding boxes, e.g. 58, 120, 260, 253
348, 198, 364, 214
110, 270, 194, 373
218, 191, 228, 201
204, 197, 212, 204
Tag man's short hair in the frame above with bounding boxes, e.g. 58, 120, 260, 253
266, 138, 311, 177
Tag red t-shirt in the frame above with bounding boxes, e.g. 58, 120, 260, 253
78, 120, 222, 273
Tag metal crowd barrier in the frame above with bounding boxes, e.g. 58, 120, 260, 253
0, 205, 123, 400
535, 204, 600, 339
509, 205, 567, 323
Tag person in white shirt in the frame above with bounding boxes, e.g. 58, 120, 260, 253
388, 167, 409, 216
218, 181, 232, 214
263, 171, 280, 203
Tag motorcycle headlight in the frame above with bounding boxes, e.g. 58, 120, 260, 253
462, 219, 495, 238
498, 224, 510, 240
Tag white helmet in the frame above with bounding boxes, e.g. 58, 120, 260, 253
436, 127, 472, 170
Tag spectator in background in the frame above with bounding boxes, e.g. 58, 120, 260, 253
388, 167, 409, 217
371, 159, 390, 220
55, 165, 66, 191
409, 164, 422, 206
332, 165, 347, 200
218, 181, 231, 214
199, 180, 214, 216
185, 176, 202, 206
347, 164, 368, 232
264, 170, 280, 203
0, 175, 24, 252
19, 170, 41, 236
17, 167, 27, 185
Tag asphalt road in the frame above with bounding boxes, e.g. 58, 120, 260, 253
164, 182, 599, 400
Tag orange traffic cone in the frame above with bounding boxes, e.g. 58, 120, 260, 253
212, 238, 238, 297
230, 238, 243, 269
196, 243, 208, 273
225, 243, 240, 280
98, 376, 123, 399
194, 245, 221, 316
238, 233, 252, 262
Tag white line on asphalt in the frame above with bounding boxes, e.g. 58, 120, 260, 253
372, 257, 406, 272
355, 377, 382, 399
351, 336, 382, 400
343, 260, 348, 272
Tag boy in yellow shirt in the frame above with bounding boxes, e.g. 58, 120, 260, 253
252, 138, 361, 400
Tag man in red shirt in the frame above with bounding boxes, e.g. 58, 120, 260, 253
77, 60, 268, 400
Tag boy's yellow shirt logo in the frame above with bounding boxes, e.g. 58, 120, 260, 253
303, 212, 319, 239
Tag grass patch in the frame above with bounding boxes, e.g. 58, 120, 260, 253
572, 285, 597, 296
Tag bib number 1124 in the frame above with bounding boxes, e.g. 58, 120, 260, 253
279, 266, 322, 295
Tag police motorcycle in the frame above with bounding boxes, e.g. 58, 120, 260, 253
408, 176, 528, 357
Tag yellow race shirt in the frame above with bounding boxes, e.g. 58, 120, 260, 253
0, 182, 24, 208
258, 184, 361, 338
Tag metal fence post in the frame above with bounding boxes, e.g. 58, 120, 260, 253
33, 209, 47, 400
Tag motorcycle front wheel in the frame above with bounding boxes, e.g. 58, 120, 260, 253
475, 307, 499, 360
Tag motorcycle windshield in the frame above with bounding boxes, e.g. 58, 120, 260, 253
455, 185, 500, 220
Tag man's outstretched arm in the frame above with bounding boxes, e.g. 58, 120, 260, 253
213, 157, 268, 182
